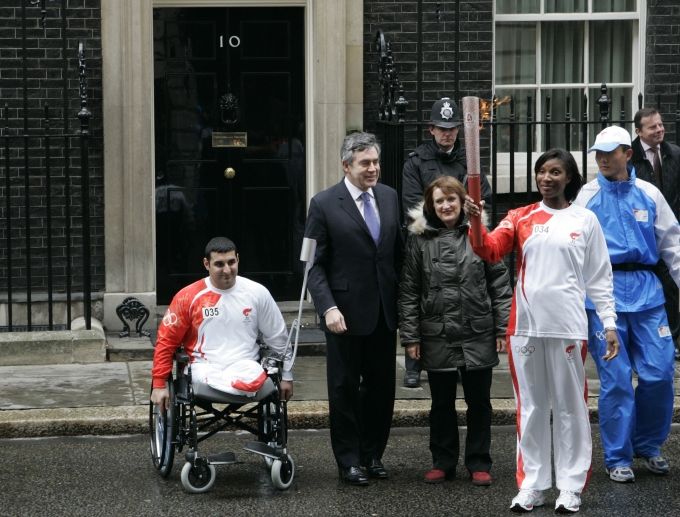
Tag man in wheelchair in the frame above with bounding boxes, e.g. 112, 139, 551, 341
149, 236, 295, 492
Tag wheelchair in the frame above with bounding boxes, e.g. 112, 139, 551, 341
148, 348, 295, 493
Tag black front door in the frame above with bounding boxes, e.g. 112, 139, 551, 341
153, 7, 306, 303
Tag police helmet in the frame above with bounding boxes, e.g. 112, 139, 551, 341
429, 97, 461, 128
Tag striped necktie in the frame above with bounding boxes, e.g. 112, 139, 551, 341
360, 191, 380, 244
651, 146, 663, 189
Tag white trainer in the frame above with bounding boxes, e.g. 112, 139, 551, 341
510, 489, 545, 513
642, 455, 670, 475
555, 490, 581, 514
606, 465, 635, 483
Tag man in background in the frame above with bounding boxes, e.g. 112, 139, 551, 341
632, 107, 680, 360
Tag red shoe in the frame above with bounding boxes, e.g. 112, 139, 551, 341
424, 468, 447, 484
470, 471, 492, 486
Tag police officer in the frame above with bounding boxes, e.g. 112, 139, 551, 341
401, 97, 492, 388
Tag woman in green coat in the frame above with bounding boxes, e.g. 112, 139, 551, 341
398, 176, 512, 486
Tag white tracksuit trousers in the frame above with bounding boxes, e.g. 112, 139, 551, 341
508, 336, 592, 493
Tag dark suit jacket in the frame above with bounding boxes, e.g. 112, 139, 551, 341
632, 136, 680, 220
305, 180, 402, 335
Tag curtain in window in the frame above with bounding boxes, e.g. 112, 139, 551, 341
545, 0, 585, 13
593, 0, 636, 13
589, 20, 632, 84
495, 23, 536, 85
496, 0, 538, 14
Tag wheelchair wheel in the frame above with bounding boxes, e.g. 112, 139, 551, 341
149, 379, 176, 477
263, 452, 275, 469
270, 454, 295, 490
180, 461, 216, 493
259, 401, 277, 468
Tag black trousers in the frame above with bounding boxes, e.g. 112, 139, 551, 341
325, 311, 396, 469
657, 262, 680, 342
427, 367, 493, 474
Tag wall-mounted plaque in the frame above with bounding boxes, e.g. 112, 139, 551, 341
212, 132, 247, 148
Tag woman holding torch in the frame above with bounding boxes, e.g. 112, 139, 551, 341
399, 176, 512, 487
464, 148, 619, 514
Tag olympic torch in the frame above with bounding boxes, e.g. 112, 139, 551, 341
462, 96, 483, 247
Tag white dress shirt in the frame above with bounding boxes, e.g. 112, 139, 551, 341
344, 177, 381, 224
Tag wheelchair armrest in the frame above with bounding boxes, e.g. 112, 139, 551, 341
175, 350, 190, 366
261, 355, 283, 371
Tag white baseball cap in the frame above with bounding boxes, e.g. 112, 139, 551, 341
589, 125, 632, 153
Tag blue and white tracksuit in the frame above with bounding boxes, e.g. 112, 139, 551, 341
575, 168, 680, 469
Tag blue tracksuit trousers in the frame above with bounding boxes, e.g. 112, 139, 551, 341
587, 307, 675, 469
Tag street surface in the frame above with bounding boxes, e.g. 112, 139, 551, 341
1, 425, 678, 517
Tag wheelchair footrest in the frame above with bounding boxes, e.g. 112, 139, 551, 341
243, 441, 283, 460
207, 452, 237, 465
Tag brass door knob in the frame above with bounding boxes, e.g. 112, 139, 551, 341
224, 167, 236, 179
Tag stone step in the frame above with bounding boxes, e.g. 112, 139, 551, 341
106, 326, 326, 362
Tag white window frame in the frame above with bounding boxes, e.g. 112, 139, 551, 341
492, 0, 646, 193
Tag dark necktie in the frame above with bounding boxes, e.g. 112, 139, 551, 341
360, 191, 380, 244
651, 146, 663, 189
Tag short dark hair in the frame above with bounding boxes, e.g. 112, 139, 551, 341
634, 107, 660, 130
204, 236, 237, 260
534, 149, 583, 202
423, 176, 466, 225
340, 131, 381, 164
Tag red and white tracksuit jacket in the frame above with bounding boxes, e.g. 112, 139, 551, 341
472, 201, 616, 493
151, 276, 291, 390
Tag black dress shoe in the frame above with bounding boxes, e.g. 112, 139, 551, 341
366, 459, 388, 479
339, 466, 369, 486
403, 370, 421, 388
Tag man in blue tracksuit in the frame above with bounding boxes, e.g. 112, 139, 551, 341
574, 125, 680, 483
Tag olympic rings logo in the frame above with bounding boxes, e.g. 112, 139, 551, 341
514, 345, 535, 356
594, 330, 607, 341
162, 309, 178, 327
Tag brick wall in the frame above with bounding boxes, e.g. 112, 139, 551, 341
363, 0, 493, 154
0, 0, 103, 300
645, 0, 680, 144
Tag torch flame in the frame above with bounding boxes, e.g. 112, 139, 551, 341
479, 96, 512, 127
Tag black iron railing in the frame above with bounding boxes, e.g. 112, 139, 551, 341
487, 86, 680, 226
0, 1, 94, 331
376, 81, 680, 226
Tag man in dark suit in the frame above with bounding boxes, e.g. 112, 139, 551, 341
632, 107, 680, 360
304, 131, 402, 486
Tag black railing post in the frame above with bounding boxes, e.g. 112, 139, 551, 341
22, 1, 32, 327
77, 42, 92, 330
581, 93, 589, 182
3, 105, 11, 331
509, 97, 515, 199
374, 30, 407, 215
676, 92, 680, 146
597, 83, 611, 130
526, 96, 533, 202
544, 95, 551, 150
416, 0, 423, 145
61, 0, 72, 327
44, 103, 53, 328
491, 97, 498, 226
565, 95, 572, 151
619, 95, 626, 125
454, 0, 460, 102
638, 92, 643, 111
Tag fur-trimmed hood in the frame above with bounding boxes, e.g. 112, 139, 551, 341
407, 201, 488, 236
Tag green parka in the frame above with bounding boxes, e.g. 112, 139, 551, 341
398, 206, 512, 371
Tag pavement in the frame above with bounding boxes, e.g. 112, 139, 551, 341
1, 343, 679, 438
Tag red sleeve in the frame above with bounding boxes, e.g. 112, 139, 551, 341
470, 212, 517, 263
151, 289, 193, 389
